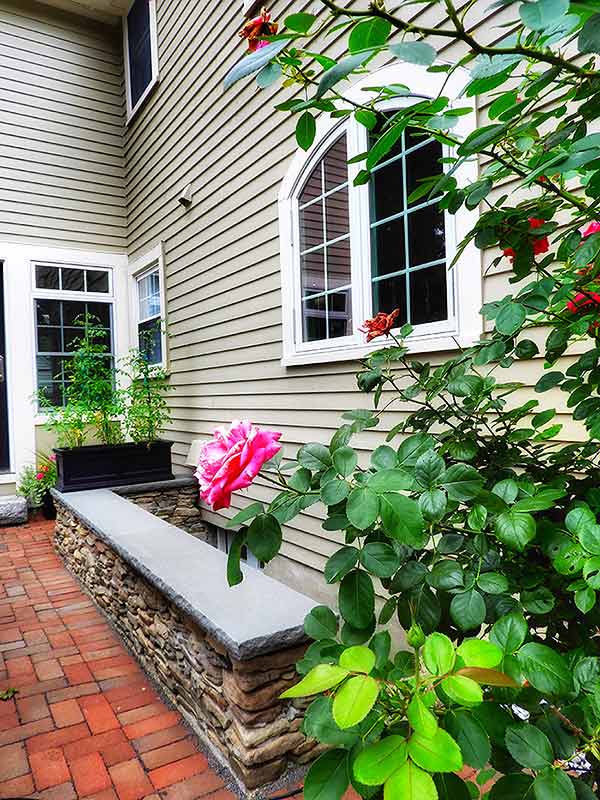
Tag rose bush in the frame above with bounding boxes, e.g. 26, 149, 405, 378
214, 2, 600, 798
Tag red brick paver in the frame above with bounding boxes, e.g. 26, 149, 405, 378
0, 519, 234, 800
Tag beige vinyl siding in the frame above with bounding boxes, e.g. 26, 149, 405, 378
123, 0, 578, 598
0, 0, 126, 249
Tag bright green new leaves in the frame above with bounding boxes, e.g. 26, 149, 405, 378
517, 643, 572, 694
384, 761, 437, 800
490, 612, 528, 653
505, 723, 553, 770
339, 570, 375, 629
280, 664, 349, 698
407, 694, 438, 737
495, 510, 536, 551
380, 494, 425, 546
353, 736, 407, 785
347, 487, 379, 530
533, 768, 576, 800
332, 674, 380, 728
457, 639, 503, 668
440, 464, 484, 502
423, 633, 456, 675
304, 749, 350, 800
408, 728, 463, 772
339, 645, 375, 674
441, 675, 484, 706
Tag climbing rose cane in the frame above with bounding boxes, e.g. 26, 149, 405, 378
196, 420, 282, 511
359, 309, 400, 342
239, 8, 278, 52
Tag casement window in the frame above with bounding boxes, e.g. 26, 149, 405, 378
129, 244, 166, 368
279, 64, 482, 366
123, 0, 159, 121
33, 264, 114, 406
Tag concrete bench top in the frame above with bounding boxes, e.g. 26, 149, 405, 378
53, 488, 315, 660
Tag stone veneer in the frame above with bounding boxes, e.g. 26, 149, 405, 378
52, 491, 323, 793
115, 476, 208, 540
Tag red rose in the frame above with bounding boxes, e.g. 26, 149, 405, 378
503, 217, 549, 261
359, 309, 400, 342
239, 7, 278, 52
566, 291, 600, 314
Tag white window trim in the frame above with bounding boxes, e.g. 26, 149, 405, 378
128, 243, 167, 370
278, 62, 482, 367
123, 0, 159, 124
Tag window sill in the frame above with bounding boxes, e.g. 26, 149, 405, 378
281, 330, 482, 368
0, 473, 16, 485
126, 75, 160, 126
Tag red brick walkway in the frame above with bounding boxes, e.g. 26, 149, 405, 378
0, 518, 236, 800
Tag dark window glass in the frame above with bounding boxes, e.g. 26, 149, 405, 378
36, 265, 59, 290
408, 205, 445, 267
372, 219, 406, 278
373, 275, 407, 324
410, 265, 448, 325
406, 141, 442, 206
327, 289, 352, 339
372, 160, 404, 221
139, 319, 162, 365
62, 268, 85, 292
86, 270, 109, 293
301, 251, 325, 296
127, 0, 154, 109
35, 299, 113, 407
303, 296, 326, 342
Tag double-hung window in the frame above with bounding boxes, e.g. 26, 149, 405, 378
33, 264, 114, 407
129, 245, 166, 368
123, 0, 159, 121
279, 65, 481, 366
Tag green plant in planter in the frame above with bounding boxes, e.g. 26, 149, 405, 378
120, 339, 173, 444
16, 464, 45, 507
207, 1, 600, 797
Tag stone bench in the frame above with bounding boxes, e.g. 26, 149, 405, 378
52, 488, 320, 793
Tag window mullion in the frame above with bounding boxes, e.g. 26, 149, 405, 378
402, 133, 411, 325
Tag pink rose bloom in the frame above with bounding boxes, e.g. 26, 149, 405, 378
583, 221, 600, 238
195, 420, 282, 511
49, 454, 57, 462
36, 472, 44, 480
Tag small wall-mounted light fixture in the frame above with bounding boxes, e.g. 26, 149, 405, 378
178, 183, 193, 208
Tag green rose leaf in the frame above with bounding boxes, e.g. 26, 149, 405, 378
423, 632, 456, 675
477, 572, 509, 594
303, 697, 360, 747
380, 493, 425, 546
360, 542, 400, 577
317, 52, 372, 98
579, 12, 600, 54
495, 302, 526, 335
332, 674, 380, 729
304, 749, 350, 800
575, 586, 596, 613
246, 514, 282, 563
339, 570, 375, 629
333, 446, 358, 477
535, 371, 564, 392
450, 589, 486, 630
349, 17, 391, 52
371, 445, 398, 470
384, 761, 437, 800
353, 735, 407, 786
490, 612, 528, 654
280, 663, 349, 698
226, 501, 264, 528
304, 605, 338, 640
520, 0, 569, 31
415, 450, 445, 488
495, 510, 536, 551
325, 547, 359, 584
532, 767, 576, 800
224, 39, 289, 88
390, 40, 437, 65
408, 728, 463, 772
490, 774, 534, 800
419, 488, 448, 521
298, 442, 332, 471
457, 639, 503, 668
517, 642, 572, 694
368, 468, 414, 492
441, 464, 484, 502
446, 710, 491, 769
285, 11, 316, 33
347, 487, 380, 530
428, 560, 464, 591
434, 773, 472, 800
505, 722, 554, 770
321, 478, 350, 506
441, 675, 484, 706
407, 694, 438, 737
339, 645, 376, 674
226, 530, 246, 587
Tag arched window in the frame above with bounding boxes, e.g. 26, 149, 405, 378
279, 64, 482, 365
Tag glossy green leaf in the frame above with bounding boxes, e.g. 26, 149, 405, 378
349, 17, 391, 52
423, 632, 456, 675
477, 572, 509, 594
441, 675, 484, 706
303, 697, 361, 747
339, 570, 375, 629
490, 612, 528, 654
490, 774, 534, 800
304, 749, 350, 800
304, 605, 338, 640
495, 510, 536, 551
368, 468, 414, 492
408, 728, 463, 772
285, 12, 316, 33
517, 643, 572, 694
532, 767, 576, 800
505, 723, 553, 770
298, 442, 332, 472
390, 40, 437, 65
450, 589, 486, 630
520, 0, 569, 31
339, 645, 376, 674
333, 446, 358, 477
380, 493, 425, 546
325, 547, 359, 584
407, 694, 438, 737
246, 514, 282, 562
226, 530, 246, 587
347, 487, 379, 530
579, 12, 600, 53
332, 674, 380, 729
321, 479, 350, 506
353, 735, 407, 785
441, 464, 484, 502
280, 663, 349, 698
360, 543, 400, 577
317, 52, 372, 98
383, 761, 437, 800
224, 39, 289, 88
446, 710, 490, 769
226, 502, 264, 528
457, 640, 503, 668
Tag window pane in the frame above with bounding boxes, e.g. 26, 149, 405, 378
36, 299, 60, 326
36, 265, 59, 290
37, 328, 61, 353
62, 300, 88, 327
407, 205, 445, 267
37, 355, 65, 383
61, 268, 85, 292
325, 187, 349, 241
299, 162, 322, 205
328, 290, 352, 338
86, 302, 111, 329
373, 274, 407, 324
302, 296, 326, 342
138, 270, 161, 320
86, 270, 109, 293
324, 136, 348, 190
372, 160, 404, 221
138, 319, 162, 365
38, 382, 64, 406
327, 238, 351, 290
406, 140, 442, 206
301, 251, 325, 296
127, 0, 153, 109
299, 202, 324, 251
409, 265, 448, 325
372, 218, 406, 277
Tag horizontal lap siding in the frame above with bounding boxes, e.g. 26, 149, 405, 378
124, 0, 577, 597
0, 0, 126, 249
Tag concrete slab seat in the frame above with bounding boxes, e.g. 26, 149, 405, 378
52, 488, 320, 794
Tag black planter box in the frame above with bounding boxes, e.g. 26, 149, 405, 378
54, 441, 174, 492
